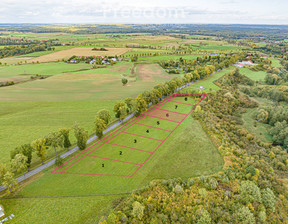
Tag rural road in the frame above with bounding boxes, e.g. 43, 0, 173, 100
0, 78, 203, 192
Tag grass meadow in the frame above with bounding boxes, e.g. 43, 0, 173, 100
0, 62, 92, 82
0, 62, 173, 163
238, 67, 267, 81
270, 58, 282, 68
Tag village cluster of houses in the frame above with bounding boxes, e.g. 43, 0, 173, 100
89, 56, 117, 65
233, 60, 255, 68
69, 56, 118, 65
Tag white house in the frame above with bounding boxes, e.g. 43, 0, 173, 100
234, 60, 255, 68
0, 205, 4, 218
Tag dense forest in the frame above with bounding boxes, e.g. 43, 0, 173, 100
0, 44, 52, 59
1, 24, 288, 40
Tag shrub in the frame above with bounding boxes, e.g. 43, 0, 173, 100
187, 178, 195, 187
55, 155, 63, 166
132, 201, 144, 220
239, 181, 262, 204
258, 210, 267, 223
199, 188, 207, 199
197, 209, 211, 224
174, 185, 183, 194
261, 188, 276, 212
236, 206, 256, 224
246, 165, 256, 176
205, 177, 218, 190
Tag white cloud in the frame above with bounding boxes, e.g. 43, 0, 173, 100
0, 0, 287, 24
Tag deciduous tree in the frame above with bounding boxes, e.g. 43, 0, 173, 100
94, 117, 107, 139
97, 109, 111, 125
73, 123, 88, 150
32, 138, 48, 165
11, 154, 28, 175
59, 128, 71, 150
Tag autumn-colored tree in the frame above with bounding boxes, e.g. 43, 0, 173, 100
97, 109, 111, 125
11, 154, 28, 175
113, 102, 127, 121
94, 117, 107, 139
32, 138, 48, 165
46, 132, 64, 157
59, 128, 71, 150
73, 123, 89, 150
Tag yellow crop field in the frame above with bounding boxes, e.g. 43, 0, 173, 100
29, 47, 130, 63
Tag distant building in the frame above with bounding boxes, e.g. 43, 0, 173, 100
0, 205, 4, 218
234, 60, 255, 68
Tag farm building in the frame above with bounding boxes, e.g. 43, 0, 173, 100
234, 60, 255, 68
0, 205, 4, 218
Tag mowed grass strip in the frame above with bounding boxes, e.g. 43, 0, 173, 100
63, 156, 139, 176
125, 123, 170, 141
148, 109, 186, 123
159, 101, 193, 114
108, 132, 161, 152
137, 116, 179, 131
89, 143, 150, 165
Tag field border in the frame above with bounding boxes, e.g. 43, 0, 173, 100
52, 93, 207, 177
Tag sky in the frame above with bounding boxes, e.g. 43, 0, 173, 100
0, 0, 287, 24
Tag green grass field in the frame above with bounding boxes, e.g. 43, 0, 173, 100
15, 97, 223, 196
0, 62, 172, 164
241, 108, 273, 143
1, 195, 121, 224
270, 58, 282, 68
238, 67, 267, 81
0, 62, 92, 82
139, 54, 199, 63
241, 97, 274, 143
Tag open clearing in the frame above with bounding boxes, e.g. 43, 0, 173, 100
241, 97, 276, 143
28, 47, 129, 63
238, 67, 267, 81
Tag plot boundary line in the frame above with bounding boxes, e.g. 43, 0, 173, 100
86, 155, 141, 166
134, 123, 172, 132
130, 93, 206, 177
52, 93, 207, 177
145, 114, 181, 123
106, 143, 153, 154
52, 93, 177, 174
156, 108, 188, 116
168, 100, 195, 106
61, 172, 132, 177
122, 131, 163, 142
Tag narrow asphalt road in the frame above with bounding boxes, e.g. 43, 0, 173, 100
0, 79, 201, 192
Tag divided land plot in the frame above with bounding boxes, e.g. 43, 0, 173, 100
1, 94, 224, 224
52, 94, 205, 177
